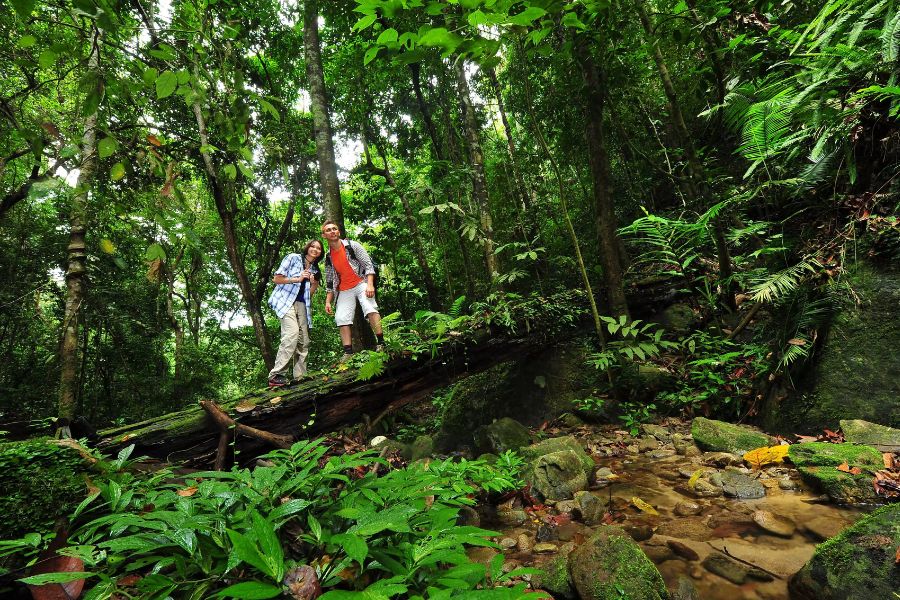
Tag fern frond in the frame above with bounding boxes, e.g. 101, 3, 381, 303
738, 90, 795, 161
448, 296, 467, 318
750, 258, 820, 303
882, 7, 900, 60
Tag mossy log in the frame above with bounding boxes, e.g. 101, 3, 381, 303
97, 330, 544, 466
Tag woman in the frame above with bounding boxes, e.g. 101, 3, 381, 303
266, 240, 323, 387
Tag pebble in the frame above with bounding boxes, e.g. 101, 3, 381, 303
778, 478, 799, 491
502, 559, 521, 573
674, 501, 702, 516
667, 539, 700, 561
556, 500, 576, 513
702, 552, 748, 584
500, 537, 518, 549
533, 542, 558, 553
557, 523, 580, 542
535, 524, 556, 542
703, 452, 744, 467
803, 515, 848, 540
516, 533, 532, 552
624, 524, 654, 542
689, 565, 704, 579
496, 509, 527, 527
720, 471, 766, 499
649, 448, 677, 459
643, 545, 675, 563
639, 437, 660, 452
684, 446, 701, 457
752, 510, 796, 537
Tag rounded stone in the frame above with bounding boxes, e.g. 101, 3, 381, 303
674, 501, 702, 516
752, 510, 796, 537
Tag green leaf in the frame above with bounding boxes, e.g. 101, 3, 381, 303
333, 533, 367, 566
307, 514, 322, 541
98, 137, 117, 159
376, 28, 398, 44
561, 12, 586, 29
354, 14, 378, 31
508, 7, 546, 26
213, 581, 283, 599
226, 530, 271, 578
258, 97, 280, 122
143, 68, 158, 86
38, 50, 57, 69
16, 35, 37, 48
19, 572, 95, 585
223, 164, 237, 179
11, 0, 37, 19
145, 243, 166, 261
156, 71, 178, 99
364, 46, 381, 65
110, 162, 126, 181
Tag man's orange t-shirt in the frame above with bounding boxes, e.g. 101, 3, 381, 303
332, 243, 363, 291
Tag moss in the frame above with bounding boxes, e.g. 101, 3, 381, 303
0, 439, 89, 539
797, 466, 880, 503
788, 442, 883, 468
520, 436, 593, 473
690, 417, 773, 454
790, 504, 900, 598
535, 551, 575, 599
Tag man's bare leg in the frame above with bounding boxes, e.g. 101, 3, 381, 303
339, 325, 352, 347
367, 312, 382, 335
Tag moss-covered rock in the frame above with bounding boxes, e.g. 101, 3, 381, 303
773, 263, 900, 432
690, 417, 774, 455
473, 417, 531, 454
527, 450, 589, 501
655, 302, 699, 336
0, 439, 91, 539
568, 527, 669, 600
789, 504, 900, 599
520, 435, 594, 473
789, 442, 883, 503
409, 435, 434, 461
533, 548, 576, 599
840, 419, 900, 451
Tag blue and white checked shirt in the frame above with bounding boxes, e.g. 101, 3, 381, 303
267, 253, 319, 326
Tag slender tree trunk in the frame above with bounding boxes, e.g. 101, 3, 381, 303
58, 31, 101, 429
574, 43, 631, 319
191, 98, 275, 369
303, 0, 343, 228
455, 61, 498, 280
634, 0, 735, 310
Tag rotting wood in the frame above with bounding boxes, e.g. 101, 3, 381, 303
200, 400, 293, 449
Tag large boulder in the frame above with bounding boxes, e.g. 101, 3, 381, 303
568, 527, 669, 600
473, 417, 532, 454
771, 263, 900, 432
522, 436, 594, 501
788, 442, 883, 503
789, 504, 900, 599
840, 419, 900, 452
690, 417, 774, 455
533, 548, 576, 599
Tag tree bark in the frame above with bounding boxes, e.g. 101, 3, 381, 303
58, 31, 101, 427
574, 43, 631, 319
455, 61, 498, 280
303, 0, 343, 229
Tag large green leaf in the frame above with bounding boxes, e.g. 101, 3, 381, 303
156, 71, 178, 99
213, 581, 283, 599
11, 0, 37, 19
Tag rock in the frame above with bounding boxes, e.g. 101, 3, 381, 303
690, 417, 774, 455
521, 436, 594, 473
535, 524, 557, 542
707, 538, 813, 580
638, 437, 659, 452
789, 504, 900, 599
702, 452, 744, 467
532, 549, 576, 599
557, 412, 586, 428
752, 510, 796, 537
648, 449, 677, 459
624, 524, 654, 542
674, 501, 702, 516
702, 552, 748, 584
500, 537, 517, 549
496, 509, 527, 527
410, 435, 434, 461
771, 263, 900, 432
557, 523, 580, 542
720, 471, 765, 499
666, 540, 700, 561
643, 545, 675, 563
369, 435, 388, 447
533, 542, 558, 553
556, 499, 577, 514
672, 576, 701, 600
457, 506, 480, 527
803, 516, 849, 541
568, 528, 668, 600
595, 466, 614, 480
789, 442, 883, 503
516, 533, 532, 552
642, 423, 672, 441
473, 417, 531, 454
655, 517, 714, 542
477, 453, 499, 464
676, 477, 722, 499
683, 445, 701, 457
655, 302, 699, 335
840, 419, 900, 451
466, 546, 498, 567
778, 477, 799, 491
574, 490, 607, 525
527, 450, 590, 501
633, 364, 677, 398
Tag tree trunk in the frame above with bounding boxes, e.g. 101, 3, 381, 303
634, 0, 735, 310
455, 61, 498, 281
191, 98, 276, 369
59, 31, 101, 428
575, 43, 631, 319
303, 0, 343, 229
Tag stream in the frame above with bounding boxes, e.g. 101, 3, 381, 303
467, 420, 868, 599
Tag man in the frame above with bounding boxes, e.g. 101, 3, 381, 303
321, 219, 384, 361
266, 240, 323, 387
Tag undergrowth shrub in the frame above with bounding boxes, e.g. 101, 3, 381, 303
3, 440, 535, 600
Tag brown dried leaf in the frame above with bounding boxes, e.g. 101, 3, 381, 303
270, 396, 282, 405
41, 122, 62, 140
146, 258, 163, 283
787, 338, 806, 346
235, 399, 256, 413
884, 453, 895, 469
836, 462, 862, 475
147, 134, 163, 147
176, 486, 198, 497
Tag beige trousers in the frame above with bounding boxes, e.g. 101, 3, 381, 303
269, 301, 310, 380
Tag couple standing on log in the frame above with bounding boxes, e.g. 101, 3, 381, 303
266, 220, 385, 388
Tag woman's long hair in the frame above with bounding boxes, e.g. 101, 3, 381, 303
303, 240, 324, 282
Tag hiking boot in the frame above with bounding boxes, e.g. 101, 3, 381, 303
375, 344, 385, 353
338, 352, 354, 364
290, 374, 311, 385
268, 374, 289, 388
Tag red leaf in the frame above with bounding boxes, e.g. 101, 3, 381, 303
146, 134, 163, 147
28, 555, 85, 600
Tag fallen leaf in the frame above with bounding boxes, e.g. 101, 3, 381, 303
235, 399, 255, 413
787, 338, 806, 346
687, 469, 705, 490
270, 396, 282, 405
743, 445, 790, 469
884, 453, 895, 469
896, 545, 900, 564
631, 496, 659, 516
836, 462, 862, 475
176, 486, 198, 497
117, 574, 142, 586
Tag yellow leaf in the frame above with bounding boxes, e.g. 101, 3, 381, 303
100, 238, 116, 254
743, 445, 790, 469
687, 468, 705, 490
270, 396, 282, 405
631, 496, 659, 516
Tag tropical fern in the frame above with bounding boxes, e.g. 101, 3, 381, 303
749, 257, 821, 303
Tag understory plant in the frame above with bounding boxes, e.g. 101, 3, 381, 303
5, 440, 535, 600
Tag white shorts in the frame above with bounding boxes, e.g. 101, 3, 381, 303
335, 281, 379, 326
